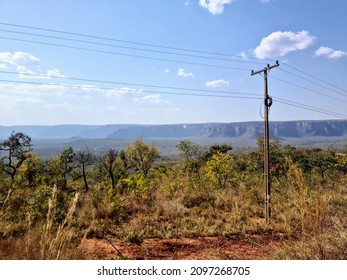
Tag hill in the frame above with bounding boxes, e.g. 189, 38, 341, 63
1, 120, 347, 140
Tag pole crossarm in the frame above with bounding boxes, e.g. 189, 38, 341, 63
250, 60, 279, 224
251, 60, 280, 76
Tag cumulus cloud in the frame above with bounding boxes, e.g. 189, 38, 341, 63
178, 68, 194, 78
253, 30, 316, 59
0, 51, 40, 66
315, 46, 347, 59
16, 66, 67, 80
0, 51, 67, 80
205, 79, 230, 88
199, 0, 234, 15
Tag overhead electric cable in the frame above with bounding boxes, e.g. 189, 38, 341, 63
0, 36, 251, 71
272, 76, 347, 104
0, 77, 344, 119
0, 69, 259, 97
0, 22, 265, 62
1, 23, 346, 120
281, 61, 347, 94
0, 79, 262, 100
0, 29, 264, 65
279, 68, 347, 98
273, 96, 347, 119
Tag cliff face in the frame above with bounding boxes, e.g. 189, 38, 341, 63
107, 120, 347, 139
1, 120, 347, 140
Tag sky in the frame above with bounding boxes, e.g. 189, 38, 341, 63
0, 0, 346, 125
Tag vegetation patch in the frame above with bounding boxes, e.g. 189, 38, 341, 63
1, 132, 347, 259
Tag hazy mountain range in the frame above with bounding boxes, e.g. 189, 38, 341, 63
1, 120, 347, 140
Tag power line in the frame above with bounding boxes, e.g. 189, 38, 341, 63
273, 96, 347, 119
279, 67, 347, 99
1, 70, 346, 119
0, 36, 251, 72
281, 62, 347, 95
2, 22, 346, 100
1, 23, 346, 120
0, 22, 266, 62
0, 78, 263, 100
0, 28, 264, 66
2, 22, 345, 95
0, 69, 259, 97
272, 76, 347, 104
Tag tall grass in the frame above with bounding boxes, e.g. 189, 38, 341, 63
39, 186, 79, 259
0, 186, 84, 259
1, 149, 346, 260
269, 158, 347, 259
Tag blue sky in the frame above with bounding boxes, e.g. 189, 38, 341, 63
0, 0, 346, 125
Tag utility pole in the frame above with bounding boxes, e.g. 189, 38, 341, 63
251, 61, 279, 224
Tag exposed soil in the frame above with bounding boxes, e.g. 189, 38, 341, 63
80, 233, 285, 260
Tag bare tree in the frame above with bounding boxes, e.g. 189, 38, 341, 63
101, 149, 119, 189
75, 149, 95, 192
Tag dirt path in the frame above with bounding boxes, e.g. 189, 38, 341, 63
81, 233, 284, 260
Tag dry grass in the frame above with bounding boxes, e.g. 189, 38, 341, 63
0, 186, 86, 260
1, 151, 346, 260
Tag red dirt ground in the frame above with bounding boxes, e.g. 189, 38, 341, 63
80, 233, 285, 260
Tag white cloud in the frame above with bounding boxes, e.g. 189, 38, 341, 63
199, 0, 234, 15
253, 30, 316, 59
104, 87, 143, 97
17, 65, 38, 78
205, 79, 230, 88
0, 51, 40, 66
164, 68, 170, 74
46, 68, 66, 78
0, 51, 67, 80
315, 46, 347, 59
133, 94, 170, 104
178, 68, 194, 78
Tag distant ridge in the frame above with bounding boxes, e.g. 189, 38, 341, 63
106, 120, 347, 139
1, 120, 347, 140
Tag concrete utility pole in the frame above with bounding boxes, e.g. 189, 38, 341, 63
251, 61, 279, 224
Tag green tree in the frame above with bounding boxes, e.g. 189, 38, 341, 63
335, 149, 347, 174
125, 139, 159, 176
59, 147, 75, 189
205, 152, 235, 189
17, 153, 43, 188
47, 147, 75, 189
176, 140, 203, 174
311, 150, 337, 180
0, 131, 32, 182
203, 143, 232, 161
